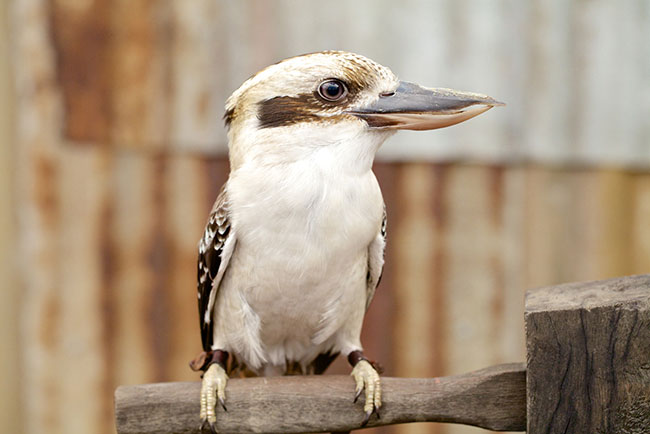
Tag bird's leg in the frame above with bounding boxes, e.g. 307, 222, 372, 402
199, 350, 229, 433
348, 350, 382, 426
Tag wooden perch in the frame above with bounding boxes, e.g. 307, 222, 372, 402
115, 363, 526, 433
115, 275, 650, 433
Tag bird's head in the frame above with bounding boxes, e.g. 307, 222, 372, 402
225, 51, 503, 170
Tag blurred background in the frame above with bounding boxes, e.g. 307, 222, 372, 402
1, 1, 649, 433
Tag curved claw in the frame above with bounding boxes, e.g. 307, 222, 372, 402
353, 387, 363, 403
199, 419, 218, 434
199, 419, 209, 432
200, 364, 228, 433
351, 360, 382, 426
361, 409, 373, 427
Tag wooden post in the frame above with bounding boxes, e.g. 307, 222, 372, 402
525, 274, 650, 433
114, 363, 526, 433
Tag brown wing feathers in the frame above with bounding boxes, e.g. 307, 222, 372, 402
197, 188, 231, 352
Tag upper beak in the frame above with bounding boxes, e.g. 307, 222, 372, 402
347, 81, 504, 130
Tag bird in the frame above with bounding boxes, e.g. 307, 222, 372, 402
190, 50, 503, 432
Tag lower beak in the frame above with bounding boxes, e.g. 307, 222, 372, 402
347, 81, 504, 130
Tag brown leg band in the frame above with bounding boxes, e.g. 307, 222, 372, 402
347, 350, 368, 367
189, 349, 229, 373
347, 350, 384, 375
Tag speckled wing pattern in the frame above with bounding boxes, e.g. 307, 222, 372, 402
197, 186, 235, 351
365, 206, 387, 311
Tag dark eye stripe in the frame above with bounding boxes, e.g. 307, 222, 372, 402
257, 94, 320, 128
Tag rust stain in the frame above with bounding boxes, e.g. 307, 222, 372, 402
489, 166, 505, 325
487, 166, 506, 342
196, 90, 211, 120
146, 154, 170, 381
431, 163, 448, 231
489, 165, 505, 227
50, 0, 112, 143
41, 371, 60, 430
366, 162, 400, 377
110, 0, 172, 148
32, 152, 61, 350
38, 292, 60, 350
99, 179, 117, 433
430, 163, 447, 377
490, 254, 505, 350
203, 155, 230, 211
32, 154, 59, 226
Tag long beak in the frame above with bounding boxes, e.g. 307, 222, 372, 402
347, 81, 504, 130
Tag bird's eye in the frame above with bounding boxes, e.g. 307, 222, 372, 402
317, 79, 348, 102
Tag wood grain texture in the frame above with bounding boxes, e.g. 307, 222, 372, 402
525, 274, 650, 433
115, 363, 526, 434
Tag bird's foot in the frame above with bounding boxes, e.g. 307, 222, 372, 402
200, 363, 228, 433
351, 359, 382, 426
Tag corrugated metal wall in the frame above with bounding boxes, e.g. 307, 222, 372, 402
2, 1, 649, 434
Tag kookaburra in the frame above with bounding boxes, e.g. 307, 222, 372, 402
191, 51, 502, 432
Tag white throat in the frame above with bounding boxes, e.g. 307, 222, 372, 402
228, 118, 394, 175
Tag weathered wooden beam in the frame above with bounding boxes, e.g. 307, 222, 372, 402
115, 363, 525, 433
525, 274, 650, 433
